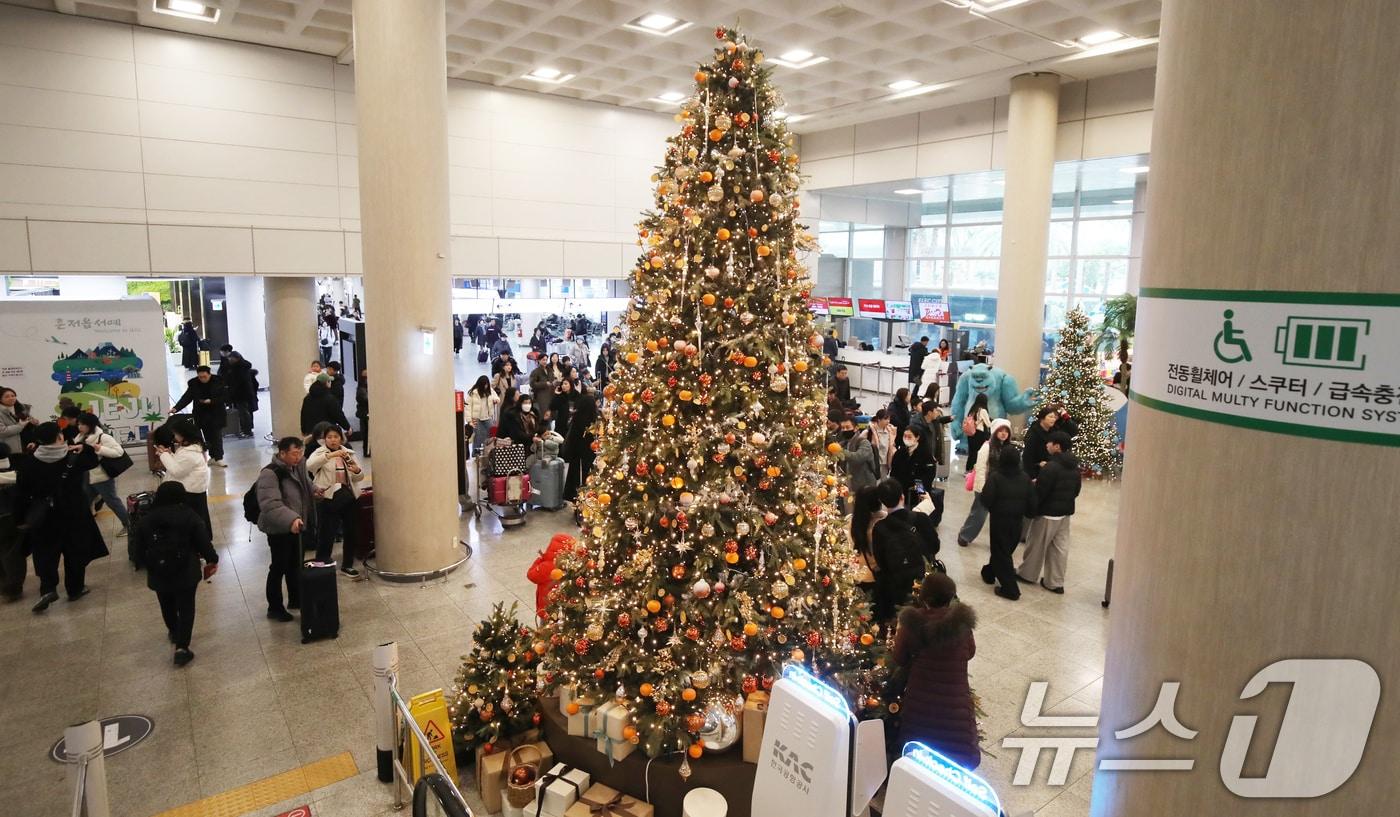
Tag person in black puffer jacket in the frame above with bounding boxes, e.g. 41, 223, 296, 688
977, 445, 1037, 600
130, 482, 218, 665
300, 380, 349, 438
870, 478, 938, 625
1017, 432, 1082, 593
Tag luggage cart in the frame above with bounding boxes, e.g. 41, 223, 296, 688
475, 438, 528, 527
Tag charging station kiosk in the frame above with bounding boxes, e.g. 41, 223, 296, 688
751, 665, 887, 817
883, 741, 1003, 817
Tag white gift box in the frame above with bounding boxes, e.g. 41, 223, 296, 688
502, 797, 536, 817
596, 734, 637, 762
534, 762, 591, 817
604, 701, 632, 741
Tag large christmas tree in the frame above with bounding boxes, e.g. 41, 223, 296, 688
1037, 305, 1121, 476
539, 26, 885, 759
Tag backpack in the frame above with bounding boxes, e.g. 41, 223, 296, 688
877, 515, 928, 575
243, 467, 287, 524
145, 524, 190, 579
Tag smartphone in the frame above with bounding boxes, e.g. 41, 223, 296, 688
913, 479, 926, 495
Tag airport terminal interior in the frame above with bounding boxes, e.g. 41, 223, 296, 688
0, 2, 1394, 817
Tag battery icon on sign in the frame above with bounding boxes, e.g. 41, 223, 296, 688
1274, 317, 1369, 370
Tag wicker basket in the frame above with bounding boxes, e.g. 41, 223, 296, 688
505, 743, 542, 808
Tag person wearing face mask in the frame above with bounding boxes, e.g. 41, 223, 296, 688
866, 409, 896, 479
891, 427, 935, 502
840, 417, 879, 498
549, 378, 578, 439
75, 413, 132, 538
958, 418, 1014, 547
497, 393, 541, 446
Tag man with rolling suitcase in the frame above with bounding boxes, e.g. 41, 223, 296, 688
254, 437, 316, 624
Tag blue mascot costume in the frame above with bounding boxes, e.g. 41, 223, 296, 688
950, 362, 1037, 441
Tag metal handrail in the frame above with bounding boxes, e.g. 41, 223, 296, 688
373, 642, 472, 816
413, 774, 470, 817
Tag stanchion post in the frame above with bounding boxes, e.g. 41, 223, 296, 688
65, 720, 110, 817
373, 641, 400, 784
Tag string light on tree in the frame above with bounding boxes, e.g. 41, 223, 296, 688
1036, 305, 1122, 476
449, 602, 542, 753
538, 25, 889, 760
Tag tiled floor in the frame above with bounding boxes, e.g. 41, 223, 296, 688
0, 349, 1115, 816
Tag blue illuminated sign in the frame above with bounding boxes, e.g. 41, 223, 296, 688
781, 664, 853, 719
902, 742, 1001, 816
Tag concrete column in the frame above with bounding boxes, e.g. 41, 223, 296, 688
262, 276, 317, 439
993, 72, 1059, 399
352, 0, 461, 575
1093, 2, 1400, 815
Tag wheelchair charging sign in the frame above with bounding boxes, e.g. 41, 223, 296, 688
1132, 288, 1400, 447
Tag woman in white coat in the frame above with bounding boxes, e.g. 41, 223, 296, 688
307, 425, 365, 578
75, 413, 132, 536
156, 418, 212, 540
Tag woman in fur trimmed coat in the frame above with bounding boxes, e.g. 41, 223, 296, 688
892, 572, 981, 768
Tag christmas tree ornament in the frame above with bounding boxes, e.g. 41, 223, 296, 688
699, 702, 742, 751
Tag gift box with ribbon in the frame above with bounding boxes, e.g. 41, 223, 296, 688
595, 733, 637, 762
741, 691, 769, 764
562, 783, 654, 817
533, 762, 592, 817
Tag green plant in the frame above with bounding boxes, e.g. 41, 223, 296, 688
1098, 292, 1137, 363
163, 327, 178, 353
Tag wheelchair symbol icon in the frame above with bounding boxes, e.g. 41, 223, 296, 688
1214, 309, 1252, 364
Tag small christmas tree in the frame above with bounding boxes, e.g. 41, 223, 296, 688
538, 26, 887, 760
1037, 306, 1121, 476
449, 602, 542, 753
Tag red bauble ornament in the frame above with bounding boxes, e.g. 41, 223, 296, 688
730, 636, 747, 651
725, 539, 739, 552
742, 676, 758, 694
714, 26, 725, 39
656, 700, 673, 716
532, 712, 542, 725
574, 577, 586, 588
613, 575, 624, 585
686, 626, 700, 640
655, 618, 670, 632
761, 674, 775, 691
635, 462, 649, 476
807, 631, 821, 647
745, 545, 759, 560
574, 638, 591, 654
687, 713, 705, 733
512, 767, 533, 785
767, 150, 781, 163
821, 575, 832, 587
671, 564, 686, 579
641, 388, 655, 403
667, 361, 679, 372
618, 612, 631, 628
629, 412, 640, 422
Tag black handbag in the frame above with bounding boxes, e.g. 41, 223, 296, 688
100, 450, 135, 479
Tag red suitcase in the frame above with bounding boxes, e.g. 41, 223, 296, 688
488, 474, 530, 505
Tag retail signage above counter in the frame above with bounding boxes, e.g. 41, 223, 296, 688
1133, 288, 1400, 447
809, 297, 829, 315
885, 301, 913, 321
912, 295, 950, 323
857, 299, 887, 318
827, 297, 854, 317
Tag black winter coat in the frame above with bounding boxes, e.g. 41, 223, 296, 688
908, 343, 928, 380
15, 447, 108, 565
177, 327, 200, 369
222, 359, 256, 403
1022, 416, 1080, 478
131, 503, 217, 592
894, 603, 980, 769
300, 382, 350, 435
172, 376, 229, 428
1036, 452, 1082, 517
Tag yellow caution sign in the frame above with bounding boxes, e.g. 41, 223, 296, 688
406, 688, 459, 784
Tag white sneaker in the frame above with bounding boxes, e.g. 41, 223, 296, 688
211, 460, 228, 468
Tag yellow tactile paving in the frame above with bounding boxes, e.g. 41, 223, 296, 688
150, 751, 357, 817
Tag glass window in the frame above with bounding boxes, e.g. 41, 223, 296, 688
1043, 296, 1068, 331
848, 259, 883, 299
946, 260, 999, 290
1050, 164, 1078, 220
1076, 218, 1132, 256
949, 294, 997, 324
850, 228, 885, 259
1075, 297, 1107, 325
947, 224, 1002, 257
814, 256, 846, 297
1047, 221, 1074, 256
908, 260, 943, 289
1046, 259, 1072, 294
819, 229, 850, 258
909, 227, 944, 258
1076, 259, 1129, 295
950, 170, 1004, 224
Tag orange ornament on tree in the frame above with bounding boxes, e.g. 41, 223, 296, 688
646, 600, 661, 614
756, 244, 771, 257
826, 442, 842, 454
716, 227, 731, 241
708, 129, 723, 142
743, 356, 758, 368
701, 293, 716, 306
793, 558, 808, 570
567, 702, 581, 715
681, 688, 697, 702
640, 683, 655, 697
688, 743, 704, 759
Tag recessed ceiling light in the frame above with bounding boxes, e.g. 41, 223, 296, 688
1120, 165, 1150, 174
784, 113, 808, 123
893, 188, 923, 195
623, 13, 693, 36
524, 67, 574, 84
887, 79, 922, 92
1112, 199, 1134, 205
1078, 29, 1124, 46
653, 91, 686, 104
637, 13, 676, 30
768, 49, 829, 69
153, 0, 219, 22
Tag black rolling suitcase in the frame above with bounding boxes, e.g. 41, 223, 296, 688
477, 349, 488, 363
300, 562, 340, 643
1103, 558, 1114, 608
